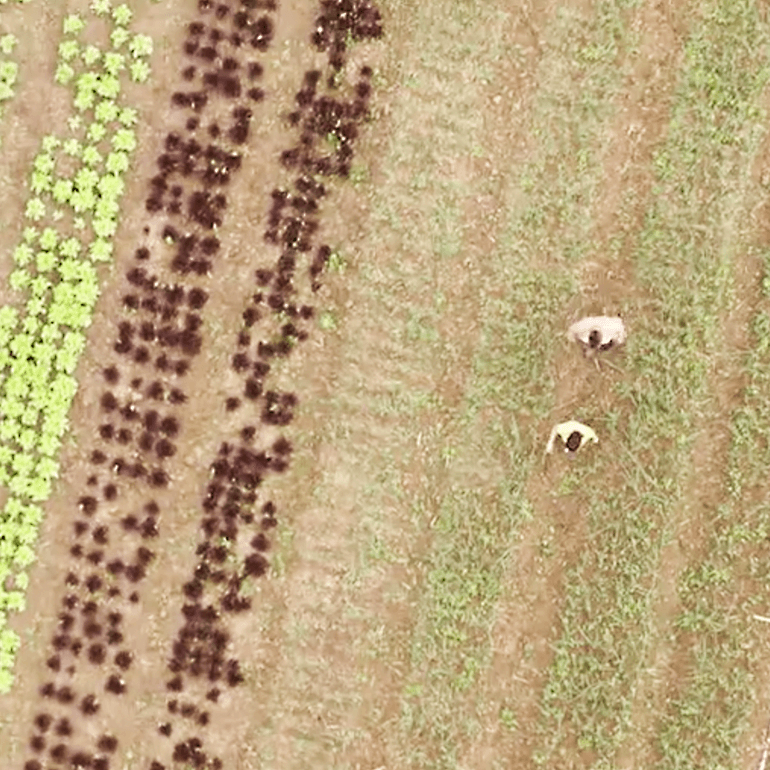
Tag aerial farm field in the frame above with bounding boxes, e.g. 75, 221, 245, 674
2, 0, 770, 768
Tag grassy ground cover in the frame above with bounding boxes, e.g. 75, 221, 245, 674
641, 4, 770, 764
534, 0, 770, 765
391, 1, 645, 767
652, 259, 770, 765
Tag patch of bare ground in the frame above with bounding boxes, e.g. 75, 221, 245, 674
462, 0, 692, 766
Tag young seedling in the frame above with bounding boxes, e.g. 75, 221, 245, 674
129, 34, 153, 58
0, 34, 17, 55
129, 60, 150, 83
63, 14, 86, 35
110, 27, 130, 50
58, 40, 80, 62
91, 0, 111, 15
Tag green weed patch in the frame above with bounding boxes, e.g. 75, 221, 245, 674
534, 0, 770, 763
653, 245, 770, 769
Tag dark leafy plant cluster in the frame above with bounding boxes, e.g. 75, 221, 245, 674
145, 2, 382, 767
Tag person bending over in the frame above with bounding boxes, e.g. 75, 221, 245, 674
545, 420, 599, 454
568, 315, 626, 358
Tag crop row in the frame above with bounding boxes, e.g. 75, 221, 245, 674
0, 4, 152, 691
15, 0, 383, 766
147, 9, 381, 769
18, 0, 279, 766
0, 32, 18, 144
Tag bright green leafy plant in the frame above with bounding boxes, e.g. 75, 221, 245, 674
129, 59, 150, 83
110, 27, 130, 50
0, 34, 17, 56
63, 14, 86, 35
129, 33, 153, 58
58, 40, 79, 62
0, 0, 156, 693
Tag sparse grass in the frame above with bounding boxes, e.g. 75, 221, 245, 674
386, 0, 645, 766
651, 244, 770, 769
534, 0, 770, 764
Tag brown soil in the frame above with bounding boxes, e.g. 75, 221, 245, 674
3, 1, 770, 770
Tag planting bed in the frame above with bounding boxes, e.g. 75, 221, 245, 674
5, 0, 770, 769
0, 0, 384, 767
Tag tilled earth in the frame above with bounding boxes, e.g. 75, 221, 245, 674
4, 0, 770, 769
0, 0, 385, 768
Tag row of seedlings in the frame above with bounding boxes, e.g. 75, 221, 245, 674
0, 4, 153, 690
0, 31, 18, 143
19, 1, 281, 769
145, 1, 383, 768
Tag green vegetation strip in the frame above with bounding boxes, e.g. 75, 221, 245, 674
534, 0, 770, 764
0, 32, 18, 145
653, 277, 770, 761
393, 1, 641, 767
0, 3, 152, 692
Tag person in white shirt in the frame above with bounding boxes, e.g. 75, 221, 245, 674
545, 420, 599, 454
568, 315, 626, 358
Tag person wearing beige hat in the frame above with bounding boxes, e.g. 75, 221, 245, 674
568, 315, 626, 357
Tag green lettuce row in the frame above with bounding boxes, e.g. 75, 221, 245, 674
0, 2, 153, 693
0, 33, 19, 147
0, 36, 18, 100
